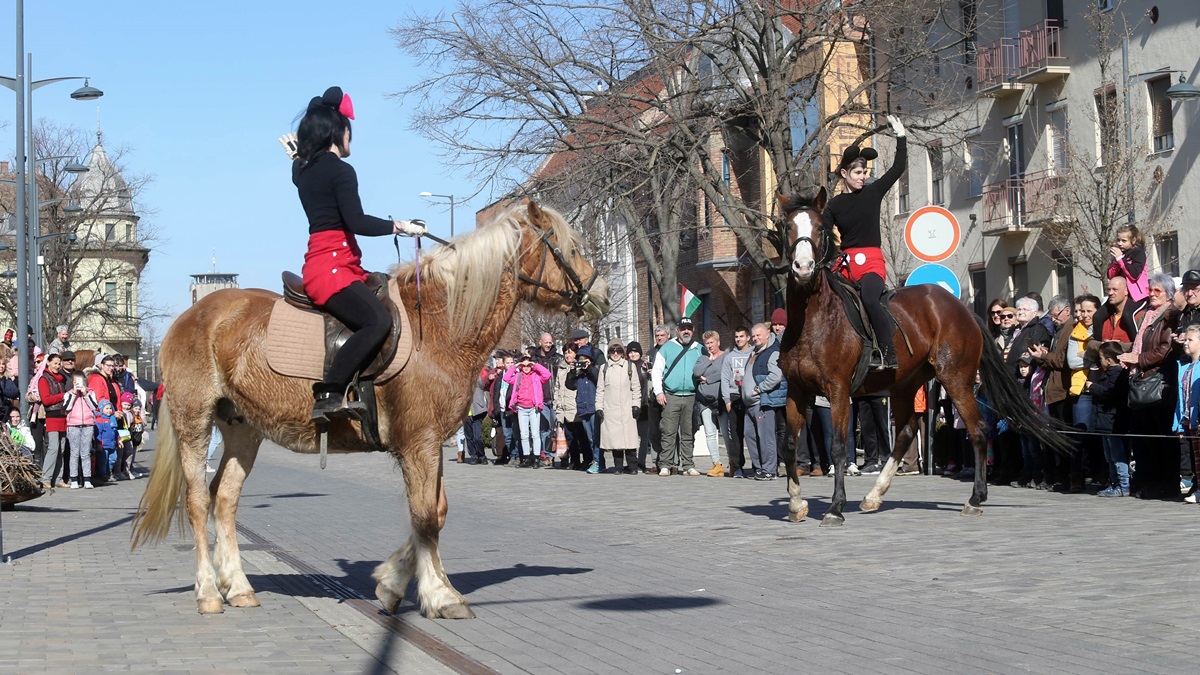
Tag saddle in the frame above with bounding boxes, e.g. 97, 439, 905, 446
265, 272, 415, 451
823, 267, 906, 392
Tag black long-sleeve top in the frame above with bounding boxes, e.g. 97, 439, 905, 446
821, 136, 907, 249
292, 152, 392, 236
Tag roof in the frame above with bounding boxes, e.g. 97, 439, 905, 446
73, 137, 136, 217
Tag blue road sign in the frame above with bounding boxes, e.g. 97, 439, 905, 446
904, 263, 961, 298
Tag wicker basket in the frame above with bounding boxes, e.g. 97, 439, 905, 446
1, 428, 45, 509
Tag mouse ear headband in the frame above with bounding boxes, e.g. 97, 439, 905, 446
837, 144, 878, 173
308, 86, 355, 120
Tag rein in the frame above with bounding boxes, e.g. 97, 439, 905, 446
514, 227, 600, 315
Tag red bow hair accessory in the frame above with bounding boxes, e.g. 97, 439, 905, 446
339, 94, 355, 120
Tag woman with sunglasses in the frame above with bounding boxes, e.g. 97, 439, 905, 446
986, 299, 1008, 338
996, 307, 1018, 361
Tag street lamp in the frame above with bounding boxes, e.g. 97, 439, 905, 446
0, 0, 101, 415
419, 191, 458, 237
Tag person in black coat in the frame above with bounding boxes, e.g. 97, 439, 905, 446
1086, 341, 1131, 496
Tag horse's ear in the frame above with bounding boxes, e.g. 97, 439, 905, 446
813, 186, 827, 214
776, 193, 793, 215
526, 200, 548, 229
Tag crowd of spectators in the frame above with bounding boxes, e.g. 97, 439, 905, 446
2, 325, 148, 491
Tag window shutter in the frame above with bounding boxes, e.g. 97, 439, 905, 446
1149, 77, 1173, 139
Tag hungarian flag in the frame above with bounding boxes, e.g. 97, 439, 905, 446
680, 284, 701, 318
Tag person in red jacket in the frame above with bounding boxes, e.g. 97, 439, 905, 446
36, 353, 69, 489
88, 353, 121, 405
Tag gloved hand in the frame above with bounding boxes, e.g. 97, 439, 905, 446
278, 133, 299, 160
394, 219, 428, 237
886, 114, 906, 138
631, 406, 641, 419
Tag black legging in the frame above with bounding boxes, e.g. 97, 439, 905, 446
321, 281, 391, 388
860, 273, 894, 354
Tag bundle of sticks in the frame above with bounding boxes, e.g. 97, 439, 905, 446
1, 429, 44, 502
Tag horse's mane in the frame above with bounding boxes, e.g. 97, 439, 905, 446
393, 202, 580, 340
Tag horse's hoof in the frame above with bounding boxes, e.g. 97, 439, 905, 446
960, 504, 983, 517
432, 603, 476, 620
819, 513, 845, 528
787, 502, 809, 522
227, 592, 260, 608
860, 499, 882, 513
197, 597, 225, 614
376, 583, 401, 614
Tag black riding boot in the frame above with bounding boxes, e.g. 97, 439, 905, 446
311, 382, 345, 422
860, 273, 897, 370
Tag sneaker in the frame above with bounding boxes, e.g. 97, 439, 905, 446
682, 468, 701, 477
861, 463, 881, 475
942, 463, 960, 477
1097, 487, 1127, 498
55, 480, 70, 488
84, 481, 94, 489
827, 465, 835, 476
586, 462, 600, 474
707, 463, 725, 477
658, 467, 670, 477
1184, 492, 1198, 504
206, 463, 216, 474
959, 467, 975, 479
1181, 478, 1194, 495
897, 468, 920, 476
69, 481, 80, 489
755, 472, 777, 481
845, 464, 861, 476
811, 466, 825, 477
732, 469, 745, 478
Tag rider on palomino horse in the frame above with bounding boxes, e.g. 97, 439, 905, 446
287, 86, 427, 421
820, 114, 907, 370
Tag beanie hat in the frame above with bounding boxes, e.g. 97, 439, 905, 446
120, 392, 136, 406
770, 308, 787, 326
626, 341, 643, 355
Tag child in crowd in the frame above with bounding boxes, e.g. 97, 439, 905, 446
129, 401, 146, 478
1015, 356, 1044, 488
94, 401, 119, 483
1088, 341, 1130, 497
1107, 224, 1148, 312
116, 392, 137, 480
503, 354, 552, 468
1177, 324, 1200, 504
6, 407, 35, 458
63, 372, 98, 489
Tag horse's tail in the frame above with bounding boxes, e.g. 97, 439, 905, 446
972, 314, 1074, 455
131, 395, 187, 549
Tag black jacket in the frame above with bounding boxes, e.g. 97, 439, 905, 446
1087, 365, 1128, 433
1004, 321, 1052, 378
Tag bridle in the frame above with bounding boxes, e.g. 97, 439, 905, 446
785, 207, 833, 282
515, 227, 600, 314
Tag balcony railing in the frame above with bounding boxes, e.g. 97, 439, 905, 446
976, 19, 1068, 94
981, 170, 1069, 234
1017, 19, 1069, 83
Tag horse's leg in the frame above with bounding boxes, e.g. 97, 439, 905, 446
862, 391, 918, 512
177, 419, 223, 614
209, 423, 263, 608
821, 390, 852, 527
783, 393, 809, 522
942, 379, 989, 515
374, 434, 474, 619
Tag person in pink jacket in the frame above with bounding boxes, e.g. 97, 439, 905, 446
62, 369, 100, 489
1107, 224, 1149, 312
503, 354, 552, 467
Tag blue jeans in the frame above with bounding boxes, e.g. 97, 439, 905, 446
500, 411, 516, 456
1070, 394, 1093, 477
1102, 433, 1130, 490
540, 404, 556, 456
516, 407, 540, 457
1019, 434, 1041, 479
577, 413, 597, 465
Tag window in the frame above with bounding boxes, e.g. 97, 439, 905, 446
1097, 0, 1113, 11
966, 139, 984, 198
126, 223, 134, 242
1053, 250, 1075, 299
961, 2, 978, 64
897, 169, 910, 215
1010, 258, 1028, 299
722, 154, 731, 190
1048, 107, 1070, 172
105, 282, 117, 312
929, 142, 945, 205
105, 223, 116, 241
969, 265, 987, 318
125, 282, 134, 318
697, 292, 711, 332
1094, 86, 1119, 166
1006, 123, 1026, 225
1149, 77, 1175, 152
788, 77, 820, 156
1156, 232, 1179, 277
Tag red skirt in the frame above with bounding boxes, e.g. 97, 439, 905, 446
301, 230, 368, 306
838, 246, 887, 282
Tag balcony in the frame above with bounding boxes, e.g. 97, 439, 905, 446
981, 170, 1069, 235
1016, 20, 1069, 84
975, 37, 1024, 97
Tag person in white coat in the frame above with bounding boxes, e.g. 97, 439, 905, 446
595, 341, 643, 474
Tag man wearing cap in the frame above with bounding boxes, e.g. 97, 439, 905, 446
651, 318, 703, 476
1176, 270, 1200, 333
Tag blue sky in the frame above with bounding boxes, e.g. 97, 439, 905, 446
0, 0, 484, 336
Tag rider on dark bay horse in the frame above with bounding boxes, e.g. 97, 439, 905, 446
288, 86, 427, 421
820, 114, 907, 370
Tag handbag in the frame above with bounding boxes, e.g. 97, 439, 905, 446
1127, 370, 1165, 409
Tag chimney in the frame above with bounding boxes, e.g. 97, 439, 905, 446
0, 161, 8, 174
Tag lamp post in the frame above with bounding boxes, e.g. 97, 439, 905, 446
0, 0, 103, 416
419, 191, 458, 237
33, 229, 78, 343
29, 153, 88, 343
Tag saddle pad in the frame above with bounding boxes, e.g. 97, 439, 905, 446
265, 279, 414, 384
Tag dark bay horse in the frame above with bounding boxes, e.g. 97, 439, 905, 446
132, 202, 609, 618
776, 189, 1070, 526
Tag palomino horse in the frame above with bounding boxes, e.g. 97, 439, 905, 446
132, 202, 609, 618
776, 189, 1069, 526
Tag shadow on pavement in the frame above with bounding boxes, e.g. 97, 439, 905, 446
7, 513, 135, 560
450, 563, 593, 595
8, 505, 81, 513
578, 593, 722, 611
269, 492, 329, 499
